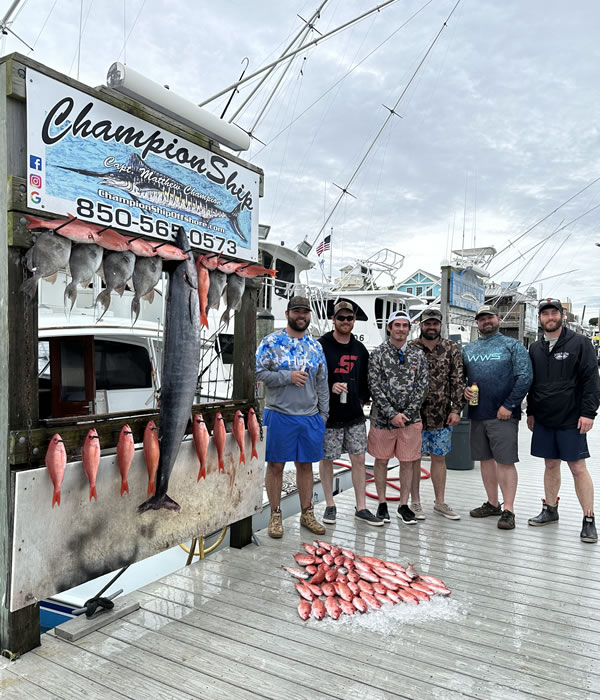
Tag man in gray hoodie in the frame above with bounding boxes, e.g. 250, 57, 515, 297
256, 296, 330, 538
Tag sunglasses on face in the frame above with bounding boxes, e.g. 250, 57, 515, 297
335, 315, 355, 322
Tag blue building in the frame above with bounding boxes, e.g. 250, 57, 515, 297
397, 269, 441, 300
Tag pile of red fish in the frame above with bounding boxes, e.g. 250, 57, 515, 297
281, 540, 451, 620
44, 407, 261, 507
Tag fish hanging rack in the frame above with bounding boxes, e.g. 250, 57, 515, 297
181, 525, 229, 564
9, 399, 259, 466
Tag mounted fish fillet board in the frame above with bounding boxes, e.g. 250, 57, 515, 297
9, 430, 266, 612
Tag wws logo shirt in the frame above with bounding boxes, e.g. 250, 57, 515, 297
462, 333, 532, 421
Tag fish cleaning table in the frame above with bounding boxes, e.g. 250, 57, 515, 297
2, 422, 599, 699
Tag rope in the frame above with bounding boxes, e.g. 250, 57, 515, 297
332, 459, 430, 502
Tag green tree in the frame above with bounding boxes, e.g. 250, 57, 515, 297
589, 317, 598, 327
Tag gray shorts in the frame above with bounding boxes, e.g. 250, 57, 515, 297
323, 422, 367, 461
470, 418, 519, 464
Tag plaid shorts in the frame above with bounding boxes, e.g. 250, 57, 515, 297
323, 422, 367, 461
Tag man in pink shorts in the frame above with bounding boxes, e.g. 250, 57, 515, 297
367, 311, 429, 524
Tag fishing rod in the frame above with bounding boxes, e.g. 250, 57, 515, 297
198, 0, 403, 108
306, 0, 462, 253
251, 0, 435, 157
485, 174, 600, 269
227, 0, 329, 124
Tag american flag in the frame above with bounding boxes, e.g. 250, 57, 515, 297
316, 234, 331, 256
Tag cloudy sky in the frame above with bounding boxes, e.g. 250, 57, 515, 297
3, 0, 600, 319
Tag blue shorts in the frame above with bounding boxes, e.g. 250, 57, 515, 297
421, 427, 453, 457
263, 409, 325, 463
531, 423, 590, 462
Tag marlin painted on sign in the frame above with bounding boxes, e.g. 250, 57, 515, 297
58, 154, 248, 242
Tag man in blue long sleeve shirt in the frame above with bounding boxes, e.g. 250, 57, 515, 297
462, 305, 533, 530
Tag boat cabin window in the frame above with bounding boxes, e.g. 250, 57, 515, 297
216, 333, 234, 365
95, 340, 152, 390
274, 259, 295, 297
375, 298, 404, 328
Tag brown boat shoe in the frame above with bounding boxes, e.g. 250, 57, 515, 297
268, 510, 283, 538
300, 507, 326, 535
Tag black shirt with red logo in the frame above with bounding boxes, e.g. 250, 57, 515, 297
318, 331, 370, 428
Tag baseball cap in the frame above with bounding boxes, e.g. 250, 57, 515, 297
287, 295, 311, 311
333, 300, 354, 317
475, 305, 499, 319
420, 308, 442, 322
538, 298, 563, 313
387, 310, 411, 325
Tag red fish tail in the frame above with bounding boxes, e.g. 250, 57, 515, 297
218, 458, 225, 473
52, 490, 61, 508
239, 452, 245, 465
267, 269, 277, 278
147, 479, 156, 497
251, 446, 258, 460
121, 480, 129, 496
89, 485, 97, 501
197, 465, 206, 482
200, 311, 209, 329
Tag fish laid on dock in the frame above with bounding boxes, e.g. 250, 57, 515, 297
280, 542, 452, 620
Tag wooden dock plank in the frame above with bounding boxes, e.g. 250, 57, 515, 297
0, 665, 58, 699
137, 554, 597, 699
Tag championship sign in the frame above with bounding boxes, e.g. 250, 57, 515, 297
26, 70, 260, 261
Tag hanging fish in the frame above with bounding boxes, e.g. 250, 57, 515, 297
116, 424, 135, 496
232, 410, 246, 465
206, 269, 227, 313
213, 412, 226, 473
20, 231, 72, 299
82, 428, 100, 501
197, 253, 221, 270
131, 256, 163, 325
194, 256, 210, 329
45, 433, 66, 508
96, 250, 136, 321
234, 263, 277, 279
143, 420, 160, 497
247, 407, 260, 460
138, 227, 201, 512
220, 274, 246, 328
65, 242, 103, 312
192, 413, 209, 481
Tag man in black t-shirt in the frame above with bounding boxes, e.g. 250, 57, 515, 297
318, 301, 383, 526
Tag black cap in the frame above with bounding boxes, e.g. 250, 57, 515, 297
287, 295, 311, 311
333, 301, 354, 317
538, 298, 563, 313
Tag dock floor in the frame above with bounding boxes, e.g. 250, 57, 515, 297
2, 423, 599, 699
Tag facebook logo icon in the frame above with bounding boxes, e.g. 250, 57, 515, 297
29, 155, 42, 171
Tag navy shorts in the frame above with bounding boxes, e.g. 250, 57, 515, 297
531, 423, 590, 462
263, 409, 325, 463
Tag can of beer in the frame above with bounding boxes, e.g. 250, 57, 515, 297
339, 383, 348, 404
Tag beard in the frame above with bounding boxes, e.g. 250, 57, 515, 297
288, 316, 309, 332
479, 321, 499, 336
541, 318, 562, 333
422, 328, 441, 340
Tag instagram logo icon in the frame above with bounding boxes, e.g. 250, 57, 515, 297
30, 174, 42, 188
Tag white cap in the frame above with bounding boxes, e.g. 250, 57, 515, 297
387, 310, 411, 325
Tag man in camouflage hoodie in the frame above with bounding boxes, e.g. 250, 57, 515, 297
367, 311, 429, 525
409, 308, 466, 521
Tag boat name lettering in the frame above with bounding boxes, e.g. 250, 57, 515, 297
41, 98, 254, 211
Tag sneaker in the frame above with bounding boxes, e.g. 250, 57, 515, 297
434, 503, 461, 520
322, 505, 337, 525
355, 509, 384, 527
376, 502, 391, 523
300, 508, 326, 535
470, 501, 502, 518
397, 504, 417, 525
267, 510, 283, 539
411, 502, 426, 520
580, 515, 598, 543
497, 509, 515, 530
528, 498, 559, 527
